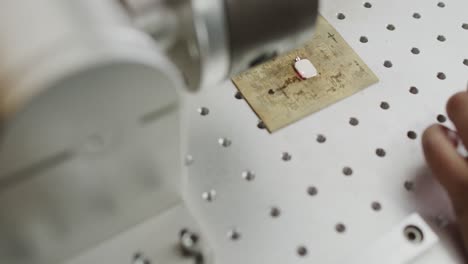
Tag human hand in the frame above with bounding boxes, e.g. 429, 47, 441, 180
423, 91, 468, 250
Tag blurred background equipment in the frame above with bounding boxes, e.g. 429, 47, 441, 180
0, 0, 318, 264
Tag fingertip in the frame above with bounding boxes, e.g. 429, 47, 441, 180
422, 124, 468, 192
447, 92, 468, 121
422, 124, 446, 152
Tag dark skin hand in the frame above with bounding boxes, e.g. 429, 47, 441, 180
423, 91, 468, 250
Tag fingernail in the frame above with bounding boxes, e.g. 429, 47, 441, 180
445, 129, 460, 147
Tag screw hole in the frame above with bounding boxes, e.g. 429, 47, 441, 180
364, 2, 372, 8
202, 190, 216, 202
371, 201, 382, 211
409, 86, 419, 94
198, 107, 210, 116
349, 117, 359, 126
380, 101, 390, 110
257, 121, 266, 130
404, 225, 424, 244
316, 134, 327, 143
463, 23, 468, 30
360, 36, 369, 43
335, 223, 346, 233
386, 24, 396, 31
282, 152, 292, 162
437, 72, 446, 80
218, 138, 232, 147
242, 170, 255, 181
413, 12, 422, 19
383, 60, 393, 68
411, 47, 420, 55
270, 207, 281, 218
407, 131, 418, 140
343, 167, 353, 176
297, 246, 308, 257
437, 114, 447, 123
463, 59, 468, 66
337, 13, 346, 20
227, 229, 241, 241
437, 35, 446, 42
133, 252, 143, 259
404, 181, 415, 191
133, 253, 151, 264
376, 148, 386, 157
437, 2, 446, 8
307, 186, 319, 196
235, 91, 243, 100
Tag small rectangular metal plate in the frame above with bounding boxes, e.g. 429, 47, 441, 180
232, 15, 379, 132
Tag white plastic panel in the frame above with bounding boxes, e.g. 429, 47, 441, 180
348, 213, 439, 264
183, 0, 468, 263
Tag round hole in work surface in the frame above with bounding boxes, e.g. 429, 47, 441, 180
235, 91, 243, 100
376, 148, 386, 157
133, 253, 151, 264
218, 138, 232, 147
343, 167, 353, 176
437, 2, 446, 8
317, 134, 327, 143
282, 152, 292, 161
404, 181, 415, 191
380, 101, 390, 110
463, 59, 468, 66
463, 23, 468, 30
198, 107, 209, 116
386, 24, 396, 31
411, 47, 420, 55
270, 207, 281, 218
202, 190, 216, 202
307, 186, 318, 196
437, 35, 446, 42
337, 13, 346, 20
349, 117, 359, 126
409, 86, 419, 94
437, 114, 447, 123
413, 12, 421, 19
360, 36, 369, 43
257, 121, 266, 130
297, 246, 308, 257
437, 72, 446, 80
335, 223, 346, 233
384, 60, 393, 68
364, 2, 372, 8
404, 225, 424, 244
407, 131, 418, 140
227, 229, 241, 241
371, 201, 382, 211
242, 170, 255, 181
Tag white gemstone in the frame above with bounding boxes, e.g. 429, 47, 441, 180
294, 58, 318, 79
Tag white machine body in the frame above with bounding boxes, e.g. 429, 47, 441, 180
0, 1, 183, 263
0, 0, 318, 263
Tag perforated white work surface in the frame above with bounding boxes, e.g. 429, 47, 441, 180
183, 0, 468, 263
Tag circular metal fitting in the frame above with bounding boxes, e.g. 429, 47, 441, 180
224, 0, 319, 75
124, 0, 318, 89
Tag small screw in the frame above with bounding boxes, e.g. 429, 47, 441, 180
179, 229, 200, 256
